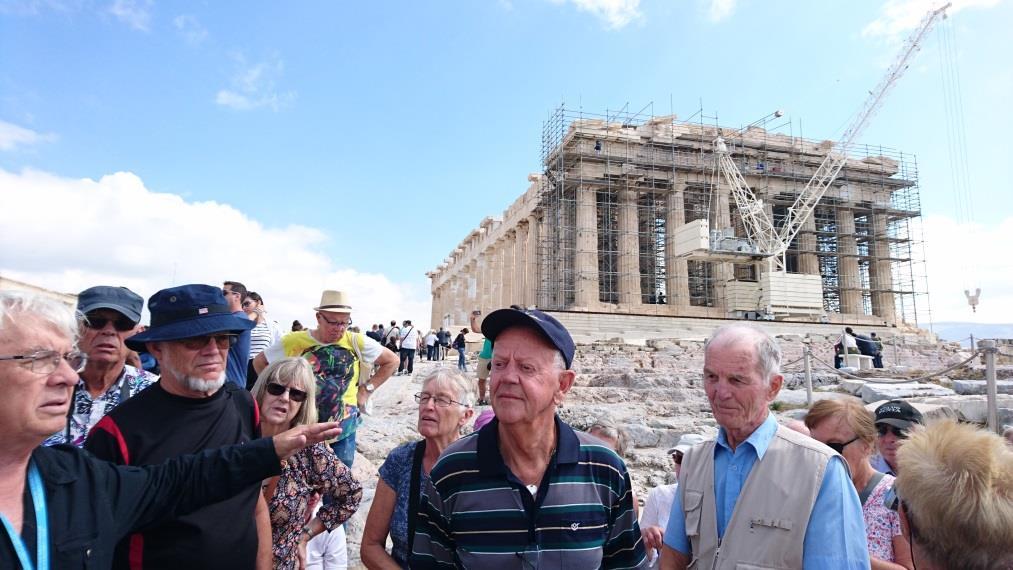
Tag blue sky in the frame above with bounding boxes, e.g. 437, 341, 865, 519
1, 0, 1010, 328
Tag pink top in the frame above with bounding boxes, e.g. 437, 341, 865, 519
863, 473, 902, 561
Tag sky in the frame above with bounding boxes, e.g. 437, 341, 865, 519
1, 0, 1010, 331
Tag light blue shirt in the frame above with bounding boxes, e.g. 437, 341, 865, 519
664, 414, 870, 569
869, 452, 894, 476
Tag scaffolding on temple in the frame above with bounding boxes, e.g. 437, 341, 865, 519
535, 103, 930, 327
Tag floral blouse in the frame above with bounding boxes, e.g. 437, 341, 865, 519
863, 473, 902, 561
268, 442, 362, 570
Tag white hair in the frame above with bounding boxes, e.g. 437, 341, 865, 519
0, 291, 80, 343
421, 367, 475, 408
705, 323, 782, 385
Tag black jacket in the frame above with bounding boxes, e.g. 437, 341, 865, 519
0, 438, 280, 569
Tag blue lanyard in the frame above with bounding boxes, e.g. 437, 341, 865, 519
0, 461, 48, 570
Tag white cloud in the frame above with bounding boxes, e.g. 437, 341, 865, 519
551, 0, 642, 29
173, 14, 207, 46
706, 0, 736, 22
0, 168, 432, 330
0, 119, 56, 151
921, 214, 1012, 323
862, 0, 1000, 41
107, 0, 152, 32
215, 53, 296, 112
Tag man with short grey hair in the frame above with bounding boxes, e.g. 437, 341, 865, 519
661, 324, 868, 570
411, 307, 646, 569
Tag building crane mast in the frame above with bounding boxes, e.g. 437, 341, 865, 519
714, 2, 951, 271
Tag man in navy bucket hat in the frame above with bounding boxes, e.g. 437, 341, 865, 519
85, 284, 273, 569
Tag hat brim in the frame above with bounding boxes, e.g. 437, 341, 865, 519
314, 306, 352, 314
79, 302, 141, 324
126, 313, 255, 351
876, 418, 916, 430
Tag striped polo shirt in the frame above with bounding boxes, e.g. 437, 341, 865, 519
411, 415, 647, 569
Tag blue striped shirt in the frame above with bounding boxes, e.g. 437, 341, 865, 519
411, 416, 647, 569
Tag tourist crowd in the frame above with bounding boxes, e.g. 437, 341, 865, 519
1, 283, 1010, 569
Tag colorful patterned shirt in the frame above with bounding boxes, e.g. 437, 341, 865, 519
269, 442, 362, 570
43, 364, 158, 447
863, 473, 902, 561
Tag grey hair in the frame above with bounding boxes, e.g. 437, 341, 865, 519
0, 291, 81, 344
552, 351, 567, 372
421, 366, 475, 408
705, 323, 782, 385
251, 357, 318, 427
588, 417, 629, 458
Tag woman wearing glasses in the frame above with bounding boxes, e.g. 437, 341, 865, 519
253, 357, 362, 570
805, 398, 913, 570
361, 368, 475, 569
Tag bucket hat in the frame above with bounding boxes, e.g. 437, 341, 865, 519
126, 284, 255, 351
314, 290, 352, 314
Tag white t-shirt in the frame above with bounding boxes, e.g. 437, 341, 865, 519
424, 332, 438, 346
305, 504, 348, 569
400, 326, 420, 350
641, 483, 678, 567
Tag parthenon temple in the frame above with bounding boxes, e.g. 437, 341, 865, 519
427, 105, 928, 333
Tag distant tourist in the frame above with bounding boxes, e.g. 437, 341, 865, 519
424, 329, 438, 361
397, 319, 419, 376
452, 328, 468, 371
661, 324, 868, 569
243, 291, 283, 388
222, 280, 253, 387
292, 319, 304, 332
411, 308, 646, 568
892, 420, 1013, 569
471, 310, 492, 405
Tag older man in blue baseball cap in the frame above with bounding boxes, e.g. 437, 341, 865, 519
83, 284, 274, 569
412, 307, 647, 569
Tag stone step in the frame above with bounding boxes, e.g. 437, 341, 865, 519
952, 380, 1013, 395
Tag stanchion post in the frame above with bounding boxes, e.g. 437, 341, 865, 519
803, 342, 813, 406
978, 339, 998, 433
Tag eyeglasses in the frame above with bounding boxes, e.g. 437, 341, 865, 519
265, 383, 308, 402
84, 314, 136, 332
242, 300, 258, 308
826, 435, 861, 454
176, 334, 237, 350
877, 424, 909, 439
414, 392, 467, 408
0, 350, 87, 374
671, 452, 684, 465
319, 314, 352, 328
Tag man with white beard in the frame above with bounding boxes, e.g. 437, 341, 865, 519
84, 284, 273, 569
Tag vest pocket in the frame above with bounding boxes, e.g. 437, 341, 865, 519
683, 490, 704, 537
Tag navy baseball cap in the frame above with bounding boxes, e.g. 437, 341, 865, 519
481, 307, 575, 369
126, 284, 255, 351
875, 399, 924, 429
77, 286, 144, 323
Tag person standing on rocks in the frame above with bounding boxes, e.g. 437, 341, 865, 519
411, 307, 646, 569
869, 399, 923, 476
661, 323, 869, 570
470, 310, 493, 405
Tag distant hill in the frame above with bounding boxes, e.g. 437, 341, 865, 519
932, 322, 1013, 347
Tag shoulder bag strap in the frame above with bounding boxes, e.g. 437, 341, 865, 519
859, 471, 886, 506
406, 439, 427, 554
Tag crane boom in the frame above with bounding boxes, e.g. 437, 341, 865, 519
715, 3, 951, 270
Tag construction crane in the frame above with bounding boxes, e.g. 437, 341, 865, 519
712, 2, 951, 271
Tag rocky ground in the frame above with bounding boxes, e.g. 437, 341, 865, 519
344, 332, 1004, 568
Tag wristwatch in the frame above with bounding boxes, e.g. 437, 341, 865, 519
301, 525, 313, 539
363, 383, 375, 393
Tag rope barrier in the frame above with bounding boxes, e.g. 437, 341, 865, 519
808, 350, 982, 384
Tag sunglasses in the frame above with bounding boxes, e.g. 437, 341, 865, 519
826, 435, 861, 454
266, 383, 308, 402
177, 334, 237, 351
877, 424, 909, 439
85, 314, 136, 332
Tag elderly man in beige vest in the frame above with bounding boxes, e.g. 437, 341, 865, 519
661, 324, 869, 569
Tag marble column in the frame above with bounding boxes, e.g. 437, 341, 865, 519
479, 253, 492, 316
665, 182, 689, 308
869, 213, 896, 322
513, 222, 528, 308
525, 215, 540, 307
799, 213, 820, 275
838, 209, 863, 315
575, 185, 600, 308
618, 188, 640, 307
490, 239, 504, 310
501, 232, 515, 308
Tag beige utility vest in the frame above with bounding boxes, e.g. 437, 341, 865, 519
678, 424, 837, 569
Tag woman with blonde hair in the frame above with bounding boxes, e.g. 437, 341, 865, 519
360, 367, 474, 568
253, 357, 362, 570
805, 398, 912, 570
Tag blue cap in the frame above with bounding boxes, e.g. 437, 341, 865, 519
77, 286, 144, 323
125, 284, 255, 351
481, 307, 575, 369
